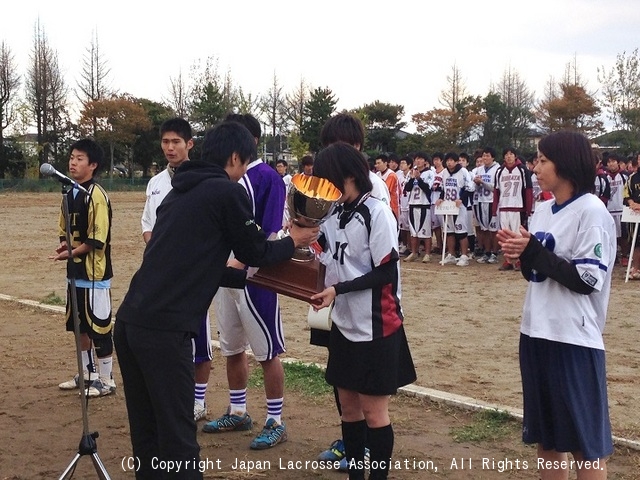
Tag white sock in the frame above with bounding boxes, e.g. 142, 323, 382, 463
98, 356, 113, 381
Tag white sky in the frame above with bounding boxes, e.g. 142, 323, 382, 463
2, 0, 640, 130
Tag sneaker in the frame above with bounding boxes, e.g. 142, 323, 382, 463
249, 418, 287, 450
318, 438, 345, 461
398, 244, 408, 255
421, 254, 431, 263
456, 254, 469, 267
194, 402, 207, 421
621, 256, 629, 267
85, 377, 116, 397
498, 261, 514, 271
476, 254, 489, 264
440, 253, 457, 265
487, 253, 498, 264
59, 372, 97, 390
202, 408, 253, 433
338, 448, 370, 471
403, 252, 417, 262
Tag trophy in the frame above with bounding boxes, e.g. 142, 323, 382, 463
247, 173, 341, 304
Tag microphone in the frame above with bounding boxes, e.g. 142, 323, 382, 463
40, 163, 89, 194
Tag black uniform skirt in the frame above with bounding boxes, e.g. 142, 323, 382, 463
325, 323, 416, 396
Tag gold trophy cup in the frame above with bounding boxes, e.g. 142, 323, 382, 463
247, 174, 341, 304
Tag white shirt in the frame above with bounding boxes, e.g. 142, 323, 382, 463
141, 169, 173, 234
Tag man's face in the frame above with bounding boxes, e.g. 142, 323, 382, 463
303, 164, 313, 175
161, 131, 193, 168
446, 157, 457, 170
68, 149, 96, 183
374, 159, 388, 172
482, 152, 494, 166
226, 153, 249, 182
432, 157, 442, 169
607, 158, 619, 172
389, 159, 399, 171
399, 160, 409, 172
504, 151, 516, 167
276, 163, 287, 176
414, 156, 426, 169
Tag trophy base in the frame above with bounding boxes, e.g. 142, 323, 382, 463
247, 258, 325, 305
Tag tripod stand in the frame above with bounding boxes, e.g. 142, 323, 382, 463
57, 184, 111, 480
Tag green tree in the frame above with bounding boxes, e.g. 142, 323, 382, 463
133, 99, 175, 176
358, 100, 405, 153
301, 87, 337, 152
536, 83, 603, 136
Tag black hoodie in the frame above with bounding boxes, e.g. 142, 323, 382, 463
116, 160, 295, 335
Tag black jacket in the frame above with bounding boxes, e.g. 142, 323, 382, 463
117, 161, 295, 334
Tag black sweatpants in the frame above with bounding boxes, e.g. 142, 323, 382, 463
114, 320, 201, 479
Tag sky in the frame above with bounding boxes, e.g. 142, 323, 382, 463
2, 0, 640, 131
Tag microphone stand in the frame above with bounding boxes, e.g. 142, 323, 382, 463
57, 184, 111, 480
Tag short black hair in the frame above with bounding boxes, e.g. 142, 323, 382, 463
70, 138, 104, 176
320, 113, 365, 150
444, 151, 459, 162
313, 142, 372, 194
275, 159, 288, 167
482, 147, 497, 158
414, 151, 431, 162
503, 146, 518, 157
537, 131, 596, 196
201, 121, 256, 168
224, 113, 261, 140
160, 117, 192, 141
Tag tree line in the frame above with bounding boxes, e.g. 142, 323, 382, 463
1, 22, 639, 179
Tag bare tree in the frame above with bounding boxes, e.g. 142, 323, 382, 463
440, 63, 468, 112
492, 66, 535, 147
598, 49, 640, 132
25, 20, 69, 166
285, 76, 310, 134
166, 68, 191, 118
0, 41, 21, 143
259, 72, 288, 159
76, 30, 112, 136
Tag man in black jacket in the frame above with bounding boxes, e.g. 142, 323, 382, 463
114, 121, 318, 479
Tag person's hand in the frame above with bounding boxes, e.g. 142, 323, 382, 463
227, 258, 245, 270
435, 199, 443, 206
49, 242, 70, 261
497, 225, 531, 260
455, 199, 462, 207
55, 242, 67, 254
473, 175, 482, 185
288, 221, 319, 248
310, 286, 336, 310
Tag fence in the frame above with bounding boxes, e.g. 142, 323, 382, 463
0, 178, 148, 192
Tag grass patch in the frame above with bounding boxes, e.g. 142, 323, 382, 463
42, 291, 65, 306
248, 361, 332, 397
451, 409, 518, 443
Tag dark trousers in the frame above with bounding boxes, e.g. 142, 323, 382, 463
114, 320, 202, 479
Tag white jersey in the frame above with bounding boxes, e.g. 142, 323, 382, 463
521, 193, 615, 350
369, 171, 390, 206
440, 165, 474, 204
495, 163, 530, 210
318, 194, 403, 342
474, 162, 499, 204
407, 169, 434, 206
430, 167, 446, 204
396, 170, 410, 212
606, 171, 628, 214
141, 169, 172, 234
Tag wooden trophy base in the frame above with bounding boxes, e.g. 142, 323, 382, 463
247, 257, 325, 305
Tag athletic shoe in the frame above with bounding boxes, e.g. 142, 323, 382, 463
621, 256, 629, 267
421, 254, 431, 263
194, 402, 207, 421
59, 372, 96, 390
249, 418, 287, 450
85, 377, 116, 397
403, 252, 418, 262
318, 438, 345, 461
338, 448, 370, 472
476, 254, 489, 264
631, 269, 640, 280
398, 244, 408, 255
487, 254, 498, 264
440, 254, 457, 265
456, 254, 469, 267
498, 261, 514, 271
202, 408, 253, 433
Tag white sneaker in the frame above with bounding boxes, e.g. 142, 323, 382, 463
85, 377, 116, 397
194, 402, 207, 421
487, 253, 498, 264
456, 254, 470, 267
440, 254, 457, 265
421, 254, 431, 263
403, 252, 417, 262
398, 244, 408, 254
59, 372, 98, 390
476, 254, 489, 264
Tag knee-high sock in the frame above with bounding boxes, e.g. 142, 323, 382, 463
367, 424, 394, 480
341, 419, 367, 480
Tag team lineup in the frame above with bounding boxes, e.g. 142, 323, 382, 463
50, 112, 634, 479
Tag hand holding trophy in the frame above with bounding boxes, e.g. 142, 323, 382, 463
247, 173, 341, 303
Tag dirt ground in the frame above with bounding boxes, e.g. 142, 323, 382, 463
1, 191, 639, 479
